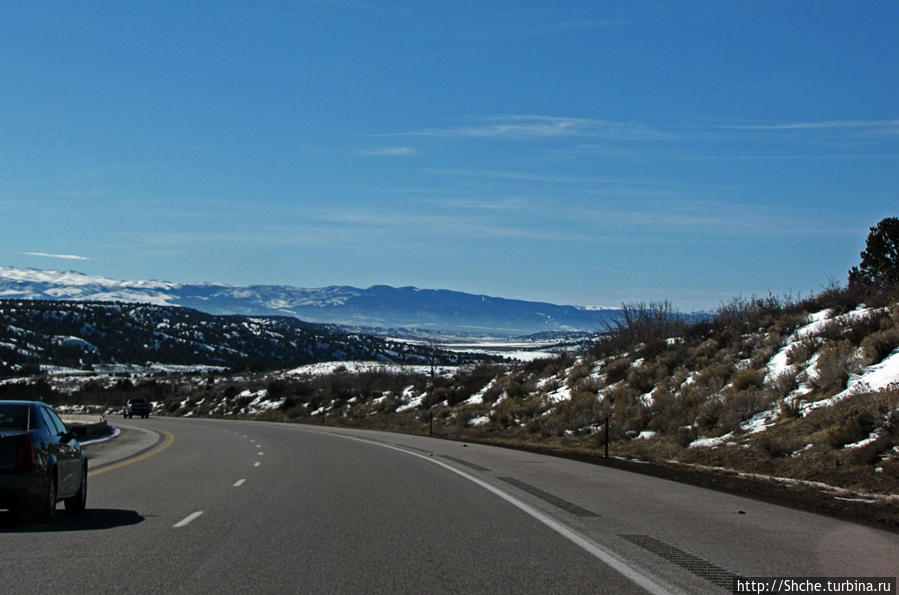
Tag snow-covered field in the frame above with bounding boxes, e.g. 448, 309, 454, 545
391, 336, 576, 362
285, 360, 459, 377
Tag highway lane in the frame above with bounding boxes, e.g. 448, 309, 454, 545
1, 417, 896, 594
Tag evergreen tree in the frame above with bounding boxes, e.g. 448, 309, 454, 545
848, 217, 899, 293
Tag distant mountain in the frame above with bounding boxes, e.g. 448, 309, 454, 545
0, 299, 492, 376
0, 267, 619, 336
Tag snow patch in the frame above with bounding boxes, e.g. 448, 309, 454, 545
689, 432, 734, 448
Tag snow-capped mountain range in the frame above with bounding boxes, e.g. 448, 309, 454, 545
0, 267, 618, 336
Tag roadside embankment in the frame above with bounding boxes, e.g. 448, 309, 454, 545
60, 413, 114, 442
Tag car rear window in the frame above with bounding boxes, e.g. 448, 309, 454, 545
0, 404, 30, 432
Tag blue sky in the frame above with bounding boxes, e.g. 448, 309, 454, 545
1, 1, 896, 310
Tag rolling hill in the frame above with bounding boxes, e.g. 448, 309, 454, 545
0, 267, 618, 336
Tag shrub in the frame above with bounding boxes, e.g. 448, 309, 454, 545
658, 343, 690, 372
769, 372, 799, 399
839, 309, 893, 345
717, 389, 773, 433
603, 300, 685, 351
566, 361, 593, 385
266, 380, 288, 399
786, 338, 818, 366
626, 361, 666, 394
695, 399, 723, 430
481, 381, 505, 404
715, 294, 787, 333
800, 280, 863, 313
848, 433, 893, 465
758, 433, 803, 458
697, 362, 733, 384
546, 391, 606, 436
812, 340, 861, 393
860, 328, 899, 364
692, 338, 719, 363
524, 353, 573, 377
604, 358, 630, 383
825, 405, 877, 449
676, 425, 699, 447
779, 397, 802, 418
731, 368, 766, 391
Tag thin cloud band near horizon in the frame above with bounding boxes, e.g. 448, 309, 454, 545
24, 251, 89, 261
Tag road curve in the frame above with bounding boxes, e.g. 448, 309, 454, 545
1, 417, 896, 594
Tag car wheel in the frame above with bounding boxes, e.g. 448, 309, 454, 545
34, 473, 57, 522
65, 466, 87, 514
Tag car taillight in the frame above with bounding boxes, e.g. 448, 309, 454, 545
16, 434, 35, 471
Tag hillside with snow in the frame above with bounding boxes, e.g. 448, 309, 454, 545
11, 292, 898, 503
0, 299, 495, 375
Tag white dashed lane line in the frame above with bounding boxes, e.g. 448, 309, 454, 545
234, 479, 246, 487
174, 511, 204, 528
254, 462, 261, 467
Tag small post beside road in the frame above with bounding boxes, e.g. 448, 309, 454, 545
604, 415, 610, 459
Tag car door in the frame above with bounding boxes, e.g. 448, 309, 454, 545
40, 407, 80, 497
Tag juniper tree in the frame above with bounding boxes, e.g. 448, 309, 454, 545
848, 217, 899, 293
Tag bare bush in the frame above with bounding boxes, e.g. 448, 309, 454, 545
786, 337, 819, 365
812, 340, 861, 393
715, 294, 788, 333
626, 361, 667, 394
717, 389, 774, 433
602, 300, 685, 351
566, 361, 594, 385
603, 358, 630, 383
860, 327, 899, 364
758, 433, 803, 458
546, 391, 606, 436
691, 338, 719, 364
769, 371, 799, 399
826, 405, 877, 449
731, 368, 766, 391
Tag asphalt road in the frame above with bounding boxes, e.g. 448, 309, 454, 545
1, 417, 896, 594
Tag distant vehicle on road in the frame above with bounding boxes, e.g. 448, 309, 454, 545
0, 400, 88, 521
123, 398, 152, 419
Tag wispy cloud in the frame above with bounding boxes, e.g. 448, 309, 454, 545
24, 251, 89, 261
719, 119, 899, 132
360, 146, 417, 156
379, 115, 671, 141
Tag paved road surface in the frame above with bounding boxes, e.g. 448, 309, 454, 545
1, 417, 896, 593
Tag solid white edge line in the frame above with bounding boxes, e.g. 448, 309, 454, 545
174, 511, 203, 528
234, 479, 246, 487
331, 433, 681, 595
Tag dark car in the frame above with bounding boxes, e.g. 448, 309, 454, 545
0, 401, 88, 521
123, 398, 151, 419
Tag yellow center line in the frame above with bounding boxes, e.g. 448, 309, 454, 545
88, 429, 175, 477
